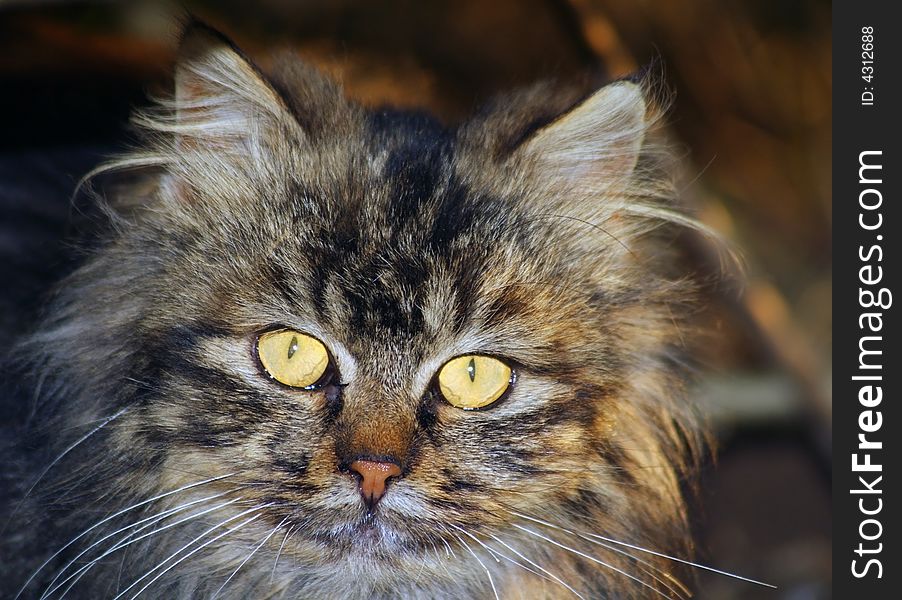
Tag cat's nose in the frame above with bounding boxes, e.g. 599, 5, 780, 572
348, 459, 402, 508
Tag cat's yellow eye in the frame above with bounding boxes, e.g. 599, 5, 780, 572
437, 355, 512, 410
256, 330, 330, 388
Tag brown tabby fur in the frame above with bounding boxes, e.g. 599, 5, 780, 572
2, 22, 707, 599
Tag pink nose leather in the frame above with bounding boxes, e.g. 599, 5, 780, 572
349, 459, 401, 507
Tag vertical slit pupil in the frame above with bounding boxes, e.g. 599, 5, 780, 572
287, 336, 299, 359
467, 358, 476, 382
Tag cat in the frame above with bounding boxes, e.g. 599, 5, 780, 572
1, 21, 708, 599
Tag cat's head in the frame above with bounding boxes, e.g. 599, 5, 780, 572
28, 23, 702, 598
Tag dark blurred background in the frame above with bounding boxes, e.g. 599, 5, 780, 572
0, 1, 831, 598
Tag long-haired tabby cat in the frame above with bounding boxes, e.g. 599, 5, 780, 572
3, 21, 718, 599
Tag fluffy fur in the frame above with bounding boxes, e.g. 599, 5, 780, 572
2, 23, 707, 599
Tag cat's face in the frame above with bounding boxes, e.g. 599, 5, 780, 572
128, 111, 620, 562
25, 24, 698, 598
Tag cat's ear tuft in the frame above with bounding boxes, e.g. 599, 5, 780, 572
171, 21, 296, 146
519, 81, 648, 195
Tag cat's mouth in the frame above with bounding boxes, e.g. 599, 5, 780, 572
263, 482, 446, 558
304, 510, 429, 557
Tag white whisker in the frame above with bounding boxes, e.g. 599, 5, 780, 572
572, 534, 690, 599
270, 525, 294, 584
510, 511, 775, 589
4, 408, 130, 537
583, 532, 773, 589
449, 522, 551, 593
122, 512, 264, 600
425, 539, 450, 579
447, 524, 500, 565
512, 524, 671, 599
45, 496, 243, 599
411, 542, 430, 585
471, 536, 564, 595
452, 532, 499, 600
14, 472, 237, 599
112, 503, 272, 599
505, 518, 688, 600
440, 535, 455, 559
210, 516, 287, 599
41, 490, 236, 598
488, 534, 586, 600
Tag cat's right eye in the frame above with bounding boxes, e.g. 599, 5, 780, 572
256, 329, 330, 388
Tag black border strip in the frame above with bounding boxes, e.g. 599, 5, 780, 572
834, 2, 900, 596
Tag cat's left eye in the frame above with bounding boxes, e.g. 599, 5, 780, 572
437, 355, 513, 410
256, 329, 330, 388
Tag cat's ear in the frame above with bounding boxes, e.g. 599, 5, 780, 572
171, 22, 297, 148
517, 81, 647, 197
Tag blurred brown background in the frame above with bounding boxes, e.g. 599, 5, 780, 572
0, 1, 831, 598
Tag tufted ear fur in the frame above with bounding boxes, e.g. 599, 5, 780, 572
169, 22, 299, 151
517, 81, 647, 201
99, 22, 363, 216
457, 79, 657, 231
